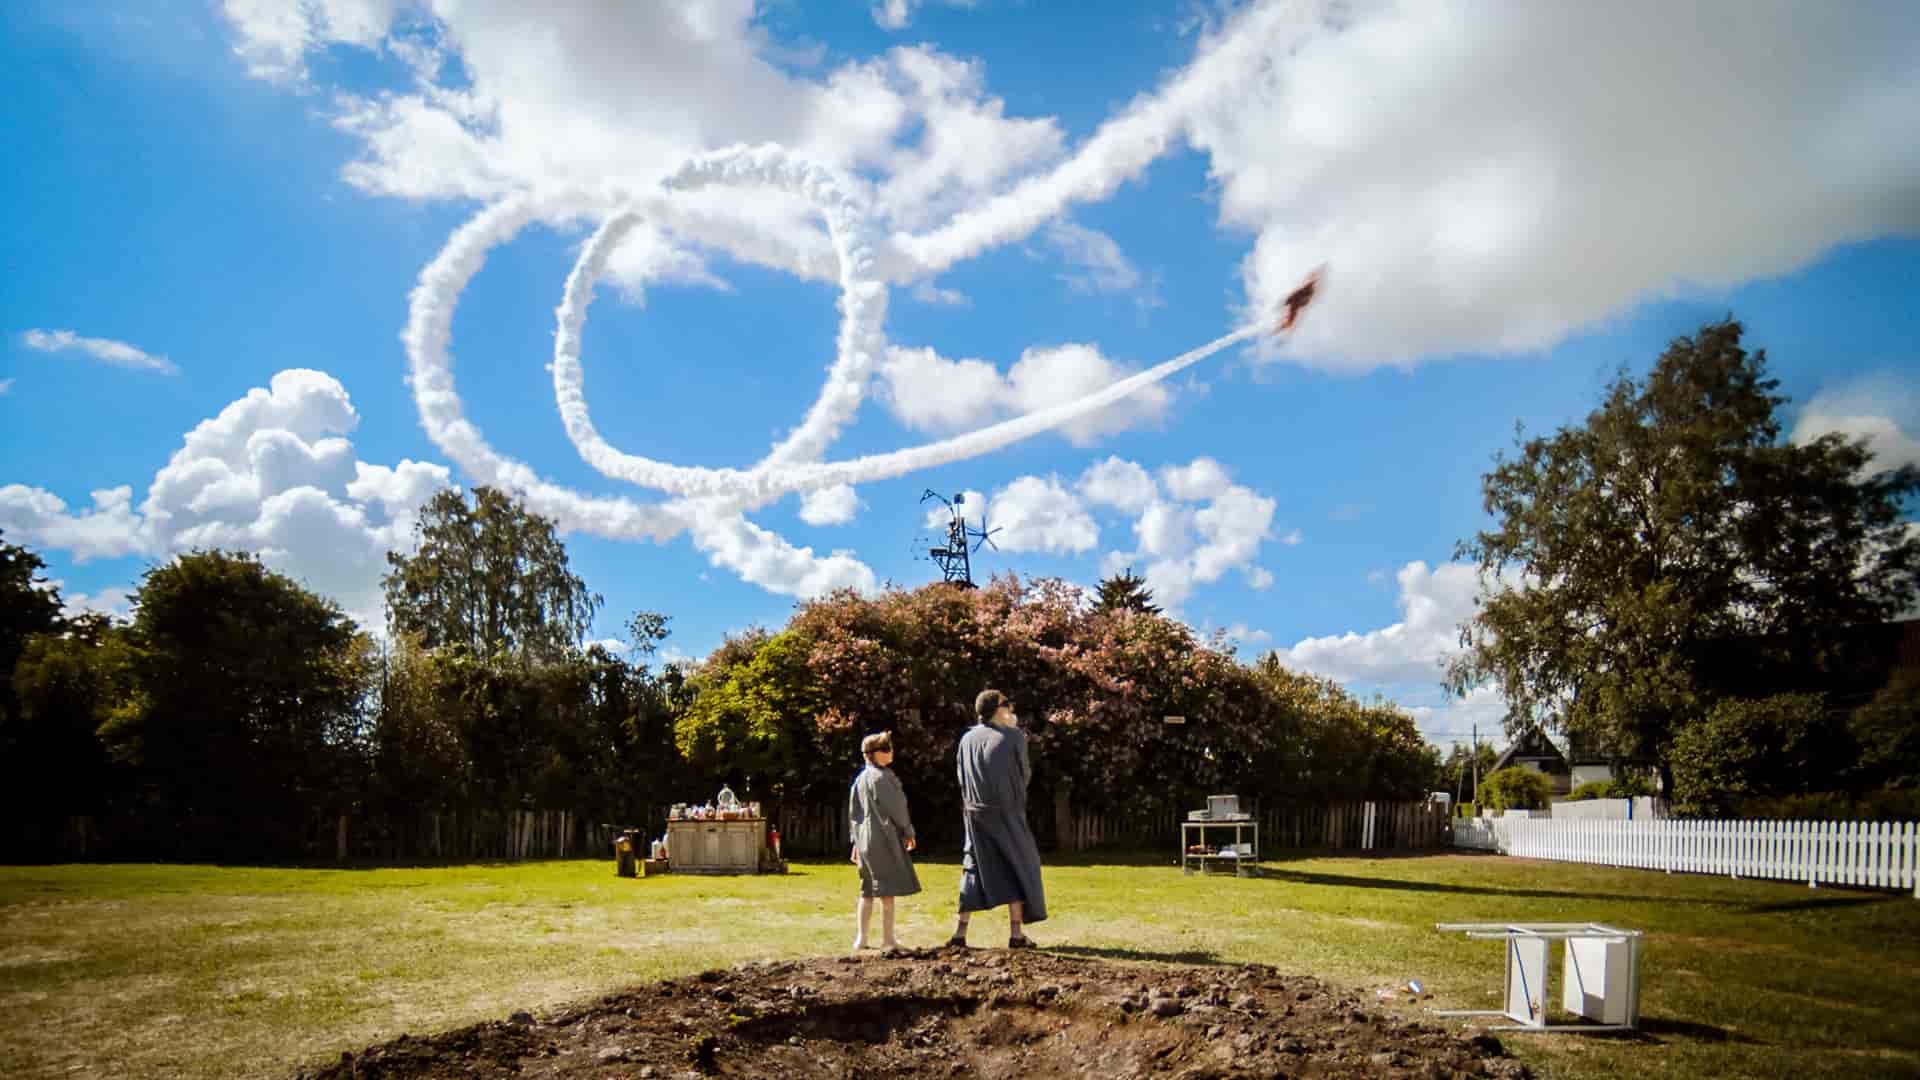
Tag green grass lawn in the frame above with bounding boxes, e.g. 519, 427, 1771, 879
1, 851, 1915, 1079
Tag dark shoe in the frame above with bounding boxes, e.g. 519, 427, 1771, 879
945, 935, 968, 949
1007, 935, 1037, 950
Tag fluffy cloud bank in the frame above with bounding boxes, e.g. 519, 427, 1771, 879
221, 1, 1919, 365
1, 370, 447, 625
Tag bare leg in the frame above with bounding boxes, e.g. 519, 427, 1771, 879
1008, 900, 1025, 941
950, 910, 970, 944
853, 896, 873, 950
881, 897, 899, 949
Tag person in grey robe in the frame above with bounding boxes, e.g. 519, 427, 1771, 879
848, 730, 919, 951
949, 688, 1048, 949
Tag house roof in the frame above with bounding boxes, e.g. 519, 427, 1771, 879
1490, 725, 1570, 774
1563, 730, 1657, 767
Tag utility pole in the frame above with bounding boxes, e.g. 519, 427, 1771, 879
1471, 721, 1480, 804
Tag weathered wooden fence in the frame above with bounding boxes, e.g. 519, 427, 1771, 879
1056, 800, 1449, 853
27, 810, 640, 864
28, 799, 1450, 863
1453, 816, 1920, 896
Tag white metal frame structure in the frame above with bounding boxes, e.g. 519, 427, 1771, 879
1433, 922, 1644, 1033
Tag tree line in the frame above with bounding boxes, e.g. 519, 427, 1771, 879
1, 490, 1440, 862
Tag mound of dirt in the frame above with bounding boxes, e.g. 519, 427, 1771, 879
298, 948, 1528, 1079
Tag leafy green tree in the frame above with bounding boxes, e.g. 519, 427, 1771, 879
368, 634, 470, 815
1093, 567, 1161, 615
383, 487, 601, 664
6, 615, 132, 823
1669, 692, 1837, 816
1477, 766, 1553, 812
1, 530, 65, 729
1448, 318, 1920, 780
674, 628, 828, 801
1850, 669, 1920, 789
98, 551, 375, 851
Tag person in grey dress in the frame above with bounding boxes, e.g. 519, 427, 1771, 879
849, 730, 920, 951
949, 689, 1048, 949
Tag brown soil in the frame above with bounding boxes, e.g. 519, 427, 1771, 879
296, 948, 1528, 1079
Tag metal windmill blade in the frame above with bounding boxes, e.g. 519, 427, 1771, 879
969, 513, 1003, 553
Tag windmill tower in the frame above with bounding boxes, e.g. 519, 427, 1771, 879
919, 489, 1001, 588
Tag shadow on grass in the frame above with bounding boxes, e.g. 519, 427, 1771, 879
1252, 865, 1694, 906
1739, 894, 1899, 915
1047, 944, 1226, 966
1584, 1016, 1764, 1046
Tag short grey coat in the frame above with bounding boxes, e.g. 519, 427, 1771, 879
849, 764, 921, 898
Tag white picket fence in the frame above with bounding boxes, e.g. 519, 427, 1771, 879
1452, 817, 1920, 896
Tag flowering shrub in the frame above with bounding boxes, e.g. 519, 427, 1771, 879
676, 575, 1439, 818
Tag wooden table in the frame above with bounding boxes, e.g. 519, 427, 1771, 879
666, 817, 768, 875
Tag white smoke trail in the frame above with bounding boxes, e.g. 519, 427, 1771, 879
412, 143, 1276, 596
767, 323, 1265, 491
552, 146, 890, 496
402, 191, 694, 542
894, 0, 1325, 273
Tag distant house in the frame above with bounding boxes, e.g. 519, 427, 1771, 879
1564, 732, 1660, 791
1489, 726, 1572, 796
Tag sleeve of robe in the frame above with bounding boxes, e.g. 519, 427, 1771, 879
848, 776, 864, 855
1017, 728, 1031, 792
877, 769, 915, 843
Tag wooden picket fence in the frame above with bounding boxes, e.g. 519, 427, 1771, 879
1452, 816, 1920, 896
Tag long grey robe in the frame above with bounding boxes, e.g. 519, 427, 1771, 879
956, 722, 1048, 922
849, 764, 921, 897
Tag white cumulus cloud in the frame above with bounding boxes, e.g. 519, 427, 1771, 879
798, 483, 863, 526
982, 476, 1099, 555
1, 369, 450, 627
1792, 372, 1920, 473
1077, 456, 1158, 514
878, 342, 1173, 448
1086, 456, 1284, 609
1275, 560, 1480, 689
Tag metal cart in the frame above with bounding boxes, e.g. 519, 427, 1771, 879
1182, 818, 1259, 876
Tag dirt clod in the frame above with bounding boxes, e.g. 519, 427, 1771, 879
295, 950, 1529, 1078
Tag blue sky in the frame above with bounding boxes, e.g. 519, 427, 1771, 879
4, 1, 1917, 750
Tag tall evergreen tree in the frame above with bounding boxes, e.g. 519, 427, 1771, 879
1093, 567, 1161, 615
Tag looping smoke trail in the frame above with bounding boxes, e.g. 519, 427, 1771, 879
402, 192, 693, 543
408, 144, 1274, 594
552, 145, 889, 499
